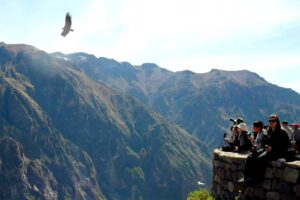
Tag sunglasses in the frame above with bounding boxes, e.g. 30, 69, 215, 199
268, 119, 276, 123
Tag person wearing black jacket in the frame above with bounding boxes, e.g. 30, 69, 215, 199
239, 115, 291, 184
265, 115, 291, 160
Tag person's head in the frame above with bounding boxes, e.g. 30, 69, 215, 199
252, 120, 264, 133
282, 121, 289, 127
237, 122, 248, 133
290, 124, 300, 129
268, 114, 281, 131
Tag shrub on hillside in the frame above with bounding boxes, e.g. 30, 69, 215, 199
187, 189, 214, 200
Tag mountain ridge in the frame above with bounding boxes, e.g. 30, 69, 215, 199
0, 42, 212, 200
60, 50, 300, 151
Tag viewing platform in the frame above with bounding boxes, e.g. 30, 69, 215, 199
212, 149, 300, 200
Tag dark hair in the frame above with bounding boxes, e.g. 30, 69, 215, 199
268, 114, 281, 131
253, 120, 263, 129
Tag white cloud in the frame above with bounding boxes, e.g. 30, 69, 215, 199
4, 1, 300, 92
100, 0, 300, 57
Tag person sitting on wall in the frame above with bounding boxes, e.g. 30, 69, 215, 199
234, 122, 252, 152
222, 118, 244, 151
238, 114, 291, 185
249, 120, 268, 155
281, 121, 295, 142
222, 125, 238, 151
222, 121, 251, 152
228, 117, 245, 142
291, 124, 300, 153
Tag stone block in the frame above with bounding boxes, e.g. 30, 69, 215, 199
221, 180, 227, 190
216, 183, 222, 195
214, 174, 221, 184
223, 191, 234, 200
230, 163, 238, 171
214, 160, 223, 168
293, 184, 300, 197
280, 193, 297, 200
228, 181, 234, 192
262, 179, 272, 190
226, 170, 232, 180
265, 168, 273, 178
275, 181, 291, 193
271, 160, 286, 168
283, 167, 299, 183
224, 163, 230, 170
244, 186, 254, 197
273, 168, 283, 180
266, 191, 280, 200
271, 179, 277, 190
254, 188, 265, 199
237, 163, 244, 171
219, 168, 226, 178
231, 172, 237, 182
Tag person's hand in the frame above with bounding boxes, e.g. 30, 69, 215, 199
265, 145, 272, 152
252, 145, 257, 152
234, 146, 239, 152
248, 136, 254, 142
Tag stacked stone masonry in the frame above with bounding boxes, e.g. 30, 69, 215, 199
212, 149, 300, 200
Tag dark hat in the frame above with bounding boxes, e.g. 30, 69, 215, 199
230, 117, 244, 125
236, 117, 244, 125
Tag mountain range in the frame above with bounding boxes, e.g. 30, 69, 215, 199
61, 52, 300, 150
1, 42, 300, 200
0, 42, 211, 200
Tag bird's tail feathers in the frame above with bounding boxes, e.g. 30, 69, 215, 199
70, 29, 74, 31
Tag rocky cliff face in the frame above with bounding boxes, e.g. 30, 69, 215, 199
0, 137, 57, 200
0, 66, 106, 200
2, 41, 300, 199
63, 54, 300, 152
0, 43, 211, 200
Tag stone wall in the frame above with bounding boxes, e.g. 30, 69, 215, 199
212, 149, 300, 200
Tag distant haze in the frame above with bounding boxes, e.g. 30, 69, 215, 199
1, 0, 300, 93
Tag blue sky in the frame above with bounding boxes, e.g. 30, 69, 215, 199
1, 0, 300, 93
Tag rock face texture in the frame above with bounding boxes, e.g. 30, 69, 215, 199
212, 149, 300, 200
0, 43, 212, 200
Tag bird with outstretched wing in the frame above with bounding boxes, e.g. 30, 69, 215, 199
61, 12, 73, 37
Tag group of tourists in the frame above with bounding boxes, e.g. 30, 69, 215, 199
221, 114, 300, 185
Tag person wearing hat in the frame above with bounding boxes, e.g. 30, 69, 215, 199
234, 122, 252, 152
